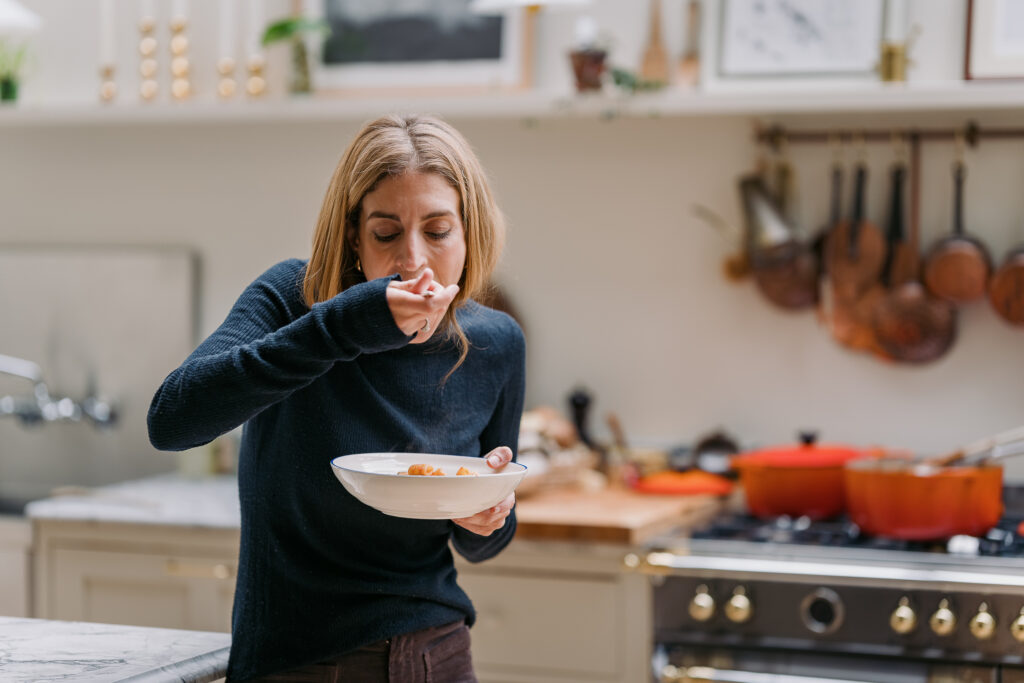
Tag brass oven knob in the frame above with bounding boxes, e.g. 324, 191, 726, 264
890, 596, 917, 635
969, 603, 996, 640
1011, 608, 1024, 643
930, 599, 957, 636
689, 584, 715, 622
724, 586, 753, 624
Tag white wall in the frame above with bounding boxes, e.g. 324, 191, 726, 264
3, 0, 1023, 489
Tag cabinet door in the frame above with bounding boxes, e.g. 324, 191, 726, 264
460, 571, 622, 681
50, 548, 235, 632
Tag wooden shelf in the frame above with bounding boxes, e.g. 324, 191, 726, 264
2, 81, 1024, 127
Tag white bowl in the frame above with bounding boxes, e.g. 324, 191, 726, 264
330, 452, 528, 520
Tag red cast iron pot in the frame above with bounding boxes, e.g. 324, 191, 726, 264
844, 456, 1004, 540
732, 432, 871, 520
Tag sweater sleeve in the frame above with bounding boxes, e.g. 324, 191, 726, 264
451, 320, 526, 563
148, 264, 410, 451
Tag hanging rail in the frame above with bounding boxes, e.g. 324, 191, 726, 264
755, 120, 1024, 149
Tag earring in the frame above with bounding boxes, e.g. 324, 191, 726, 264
355, 258, 362, 272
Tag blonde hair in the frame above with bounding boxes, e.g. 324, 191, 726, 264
303, 113, 506, 375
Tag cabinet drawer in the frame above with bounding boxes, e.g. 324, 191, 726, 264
50, 548, 235, 632
461, 571, 621, 677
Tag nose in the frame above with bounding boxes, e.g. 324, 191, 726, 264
397, 232, 428, 275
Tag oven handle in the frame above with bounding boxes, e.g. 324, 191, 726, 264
661, 665, 878, 683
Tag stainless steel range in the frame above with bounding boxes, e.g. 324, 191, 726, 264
637, 487, 1024, 683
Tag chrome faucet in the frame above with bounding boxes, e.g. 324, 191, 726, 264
0, 353, 118, 428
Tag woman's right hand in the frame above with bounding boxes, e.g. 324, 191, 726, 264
386, 268, 459, 342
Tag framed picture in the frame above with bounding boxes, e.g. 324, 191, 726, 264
702, 0, 885, 86
307, 1, 529, 95
965, 0, 1024, 80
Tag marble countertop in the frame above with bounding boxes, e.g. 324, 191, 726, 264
0, 616, 230, 682
25, 474, 239, 529
23, 471, 717, 544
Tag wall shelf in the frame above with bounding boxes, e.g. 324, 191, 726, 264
2, 81, 1024, 127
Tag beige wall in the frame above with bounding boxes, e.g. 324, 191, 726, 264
2, 0, 1023, 489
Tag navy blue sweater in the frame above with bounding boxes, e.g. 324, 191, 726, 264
147, 259, 526, 681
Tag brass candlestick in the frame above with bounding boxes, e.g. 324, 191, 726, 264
170, 15, 191, 100
138, 16, 158, 101
246, 54, 266, 97
99, 65, 117, 103
217, 57, 237, 99
879, 43, 909, 82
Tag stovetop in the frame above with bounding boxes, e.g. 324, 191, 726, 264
645, 486, 1024, 579
688, 510, 1024, 558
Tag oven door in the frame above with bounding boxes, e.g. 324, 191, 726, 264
652, 644, 1008, 683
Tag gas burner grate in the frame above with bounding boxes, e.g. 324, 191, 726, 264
691, 513, 1024, 557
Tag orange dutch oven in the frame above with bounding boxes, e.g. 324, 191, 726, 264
844, 457, 1003, 540
843, 427, 1024, 540
732, 432, 870, 520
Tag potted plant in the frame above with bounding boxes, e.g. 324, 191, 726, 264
261, 16, 330, 95
0, 40, 27, 103
568, 15, 612, 93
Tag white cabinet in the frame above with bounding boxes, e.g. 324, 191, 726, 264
0, 516, 32, 617
456, 540, 651, 683
33, 519, 239, 633
32, 518, 652, 680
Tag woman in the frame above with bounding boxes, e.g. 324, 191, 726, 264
148, 114, 526, 682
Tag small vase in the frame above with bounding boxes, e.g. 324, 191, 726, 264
290, 39, 312, 95
569, 49, 607, 93
0, 78, 18, 102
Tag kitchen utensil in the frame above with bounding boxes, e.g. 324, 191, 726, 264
922, 159, 993, 303
824, 162, 887, 350
988, 241, 1024, 326
691, 203, 749, 281
330, 452, 527, 520
568, 387, 599, 452
825, 162, 887, 303
738, 175, 818, 310
925, 424, 1024, 467
605, 411, 640, 487
839, 161, 909, 357
676, 0, 699, 87
731, 432, 870, 520
690, 429, 741, 477
639, 0, 668, 84
844, 427, 1024, 540
871, 149, 957, 363
813, 156, 845, 328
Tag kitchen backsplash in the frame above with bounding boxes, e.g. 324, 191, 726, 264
0, 246, 198, 501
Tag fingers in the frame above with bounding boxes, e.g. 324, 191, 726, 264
452, 493, 515, 536
385, 276, 460, 338
408, 268, 433, 296
485, 446, 513, 470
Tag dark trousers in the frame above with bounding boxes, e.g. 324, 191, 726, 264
252, 620, 477, 683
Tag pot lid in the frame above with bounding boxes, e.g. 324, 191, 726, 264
733, 431, 865, 468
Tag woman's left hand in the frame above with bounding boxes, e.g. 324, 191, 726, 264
452, 446, 515, 536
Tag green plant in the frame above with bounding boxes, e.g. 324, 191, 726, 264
0, 40, 27, 81
610, 66, 665, 94
261, 17, 330, 48
261, 16, 331, 94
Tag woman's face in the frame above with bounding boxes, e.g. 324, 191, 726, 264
354, 172, 467, 287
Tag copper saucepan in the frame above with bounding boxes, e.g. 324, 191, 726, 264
844, 427, 1024, 540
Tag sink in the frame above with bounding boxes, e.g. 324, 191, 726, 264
0, 496, 32, 517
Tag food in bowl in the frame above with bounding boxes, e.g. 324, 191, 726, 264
331, 452, 527, 520
404, 464, 478, 476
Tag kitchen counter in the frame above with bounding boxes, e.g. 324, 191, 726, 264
0, 616, 229, 682
25, 474, 240, 528
26, 472, 721, 544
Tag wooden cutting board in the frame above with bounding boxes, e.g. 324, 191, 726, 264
515, 487, 721, 545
